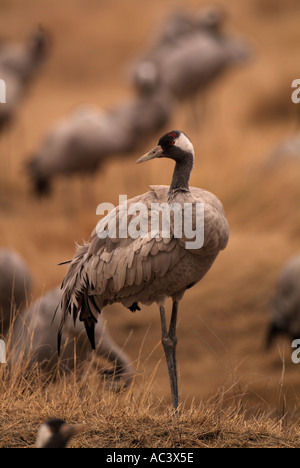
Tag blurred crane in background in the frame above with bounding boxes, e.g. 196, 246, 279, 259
26, 83, 173, 196
130, 7, 250, 122
8, 286, 134, 388
0, 28, 48, 133
137, 5, 226, 53
266, 254, 300, 347
0, 248, 32, 332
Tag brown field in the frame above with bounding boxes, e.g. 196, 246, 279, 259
1, 0, 300, 448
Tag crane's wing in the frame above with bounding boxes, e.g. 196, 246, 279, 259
58, 185, 229, 351
58, 188, 183, 351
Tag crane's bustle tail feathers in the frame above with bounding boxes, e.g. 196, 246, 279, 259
58, 243, 101, 353
58, 260, 72, 266
84, 320, 96, 350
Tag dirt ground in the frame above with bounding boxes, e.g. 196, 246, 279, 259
1, 0, 300, 418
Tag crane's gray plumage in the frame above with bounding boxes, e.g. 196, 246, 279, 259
130, 6, 249, 111
267, 255, 300, 347
27, 106, 119, 195
58, 130, 229, 409
27, 85, 173, 195
0, 248, 32, 332
145, 6, 226, 50
132, 31, 249, 102
0, 28, 48, 132
36, 419, 85, 448
9, 287, 133, 387
194, 6, 226, 34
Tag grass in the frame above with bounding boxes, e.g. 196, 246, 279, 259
1, 307, 300, 448
1, 310, 300, 449
1, 352, 300, 448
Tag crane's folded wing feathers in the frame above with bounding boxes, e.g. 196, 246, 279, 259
59, 185, 228, 351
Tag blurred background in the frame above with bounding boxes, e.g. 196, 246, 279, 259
0, 0, 300, 413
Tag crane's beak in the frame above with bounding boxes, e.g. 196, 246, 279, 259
136, 145, 164, 163
61, 422, 87, 439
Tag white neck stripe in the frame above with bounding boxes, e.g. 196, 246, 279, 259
174, 133, 194, 155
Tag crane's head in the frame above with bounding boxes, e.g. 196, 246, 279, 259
136, 130, 194, 165
196, 6, 226, 33
36, 419, 86, 448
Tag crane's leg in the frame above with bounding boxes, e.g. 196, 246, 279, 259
159, 301, 179, 411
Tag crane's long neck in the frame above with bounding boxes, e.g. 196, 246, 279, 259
169, 153, 194, 193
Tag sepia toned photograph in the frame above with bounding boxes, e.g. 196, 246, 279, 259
0, 0, 300, 450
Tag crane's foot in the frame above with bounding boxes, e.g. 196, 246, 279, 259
128, 302, 141, 312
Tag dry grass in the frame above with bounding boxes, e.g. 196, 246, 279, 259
1, 0, 300, 448
1, 353, 300, 448
1, 308, 300, 448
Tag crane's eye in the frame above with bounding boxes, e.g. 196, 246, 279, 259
169, 140, 175, 146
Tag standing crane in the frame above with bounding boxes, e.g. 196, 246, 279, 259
139, 5, 226, 52
0, 28, 48, 132
131, 31, 249, 104
58, 130, 229, 410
